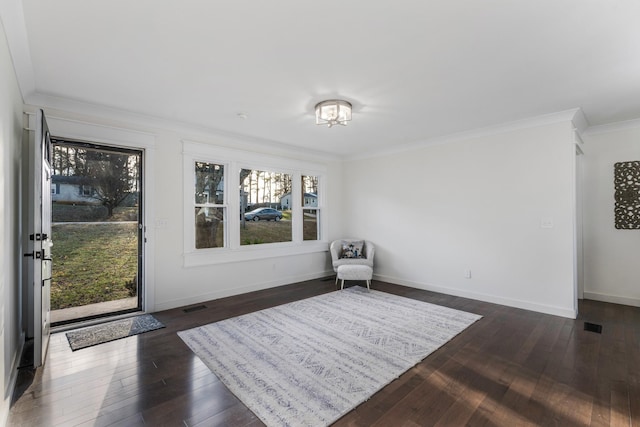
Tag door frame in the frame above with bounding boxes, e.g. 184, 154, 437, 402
50, 138, 145, 325
573, 131, 585, 315
30, 113, 157, 316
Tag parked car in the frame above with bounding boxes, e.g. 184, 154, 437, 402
244, 207, 283, 221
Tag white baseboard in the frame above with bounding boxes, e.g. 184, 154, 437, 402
153, 270, 581, 318
2, 331, 25, 427
153, 270, 334, 312
373, 274, 577, 319
583, 291, 640, 308
0, 390, 7, 427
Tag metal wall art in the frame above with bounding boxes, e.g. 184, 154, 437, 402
614, 161, 640, 229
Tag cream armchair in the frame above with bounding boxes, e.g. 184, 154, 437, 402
330, 239, 375, 288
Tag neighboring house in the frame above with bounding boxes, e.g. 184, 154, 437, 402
51, 175, 139, 207
280, 192, 317, 209
51, 175, 100, 205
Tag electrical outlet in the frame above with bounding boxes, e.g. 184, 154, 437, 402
464, 269, 472, 279
541, 217, 554, 228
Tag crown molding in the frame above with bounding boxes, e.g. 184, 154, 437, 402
26, 92, 342, 163
23, 112, 157, 149
0, 0, 35, 101
583, 117, 640, 137
570, 108, 589, 135
347, 108, 583, 161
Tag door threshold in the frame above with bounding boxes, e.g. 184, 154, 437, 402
52, 310, 145, 333
52, 296, 138, 324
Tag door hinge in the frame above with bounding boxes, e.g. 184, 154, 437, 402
29, 233, 48, 241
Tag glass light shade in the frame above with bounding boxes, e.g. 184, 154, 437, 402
315, 100, 352, 127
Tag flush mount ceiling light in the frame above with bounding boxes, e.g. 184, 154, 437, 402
315, 99, 352, 128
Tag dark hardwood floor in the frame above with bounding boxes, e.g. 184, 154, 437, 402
8, 279, 640, 426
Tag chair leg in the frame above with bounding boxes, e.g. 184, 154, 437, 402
335, 275, 338, 285
341, 279, 345, 290
366, 279, 370, 290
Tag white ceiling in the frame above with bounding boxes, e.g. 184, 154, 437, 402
6, 0, 640, 157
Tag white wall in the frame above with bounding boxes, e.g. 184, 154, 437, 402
0, 18, 25, 427
342, 121, 578, 317
152, 131, 341, 310
583, 125, 640, 307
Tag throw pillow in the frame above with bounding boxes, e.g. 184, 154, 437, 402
340, 240, 365, 259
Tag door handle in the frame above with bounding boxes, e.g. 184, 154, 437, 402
23, 250, 51, 260
24, 251, 42, 259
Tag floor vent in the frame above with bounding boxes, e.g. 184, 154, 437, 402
183, 305, 206, 313
584, 322, 603, 334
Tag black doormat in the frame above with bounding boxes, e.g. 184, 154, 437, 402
66, 314, 165, 351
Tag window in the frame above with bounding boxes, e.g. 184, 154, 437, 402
183, 141, 326, 266
302, 175, 320, 241
194, 162, 226, 249
240, 169, 292, 245
80, 185, 93, 196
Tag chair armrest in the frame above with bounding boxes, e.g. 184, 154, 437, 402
365, 242, 375, 262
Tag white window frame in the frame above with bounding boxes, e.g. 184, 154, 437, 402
238, 166, 294, 246
183, 140, 327, 267
301, 175, 321, 241
193, 161, 228, 250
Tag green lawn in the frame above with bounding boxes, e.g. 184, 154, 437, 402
52, 203, 138, 222
239, 210, 317, 244
51, 223, 138, 310
240, 220, 292, 245
51, 209, 317, 309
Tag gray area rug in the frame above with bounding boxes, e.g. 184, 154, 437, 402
66, 314, 165, 351
178, 287, 482, 427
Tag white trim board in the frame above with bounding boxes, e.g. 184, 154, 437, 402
182, 140, 328, 173
29, 114, 159, 313
37, 114, 155, 148
583, 117, 640, 136
182, 139, 329, 267
348, 108, 584, 161
1, 331, 25, 427
154, 270, 334, 312
373, 273, 577, 319
183, 242, 329, 268
583, 291, 640, 308
25, 94, 339, 162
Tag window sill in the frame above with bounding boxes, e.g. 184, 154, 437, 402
183, 241, 329, 267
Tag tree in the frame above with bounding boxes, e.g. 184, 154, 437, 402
52, 145, 73, 176
273, 173, 292, 201
52, 144, 139, 218
195, 162, 224, 204
239, 169, 253, 229
302, 175, 318, 194
194, 162, 225, 248
85, 150, 137, 217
